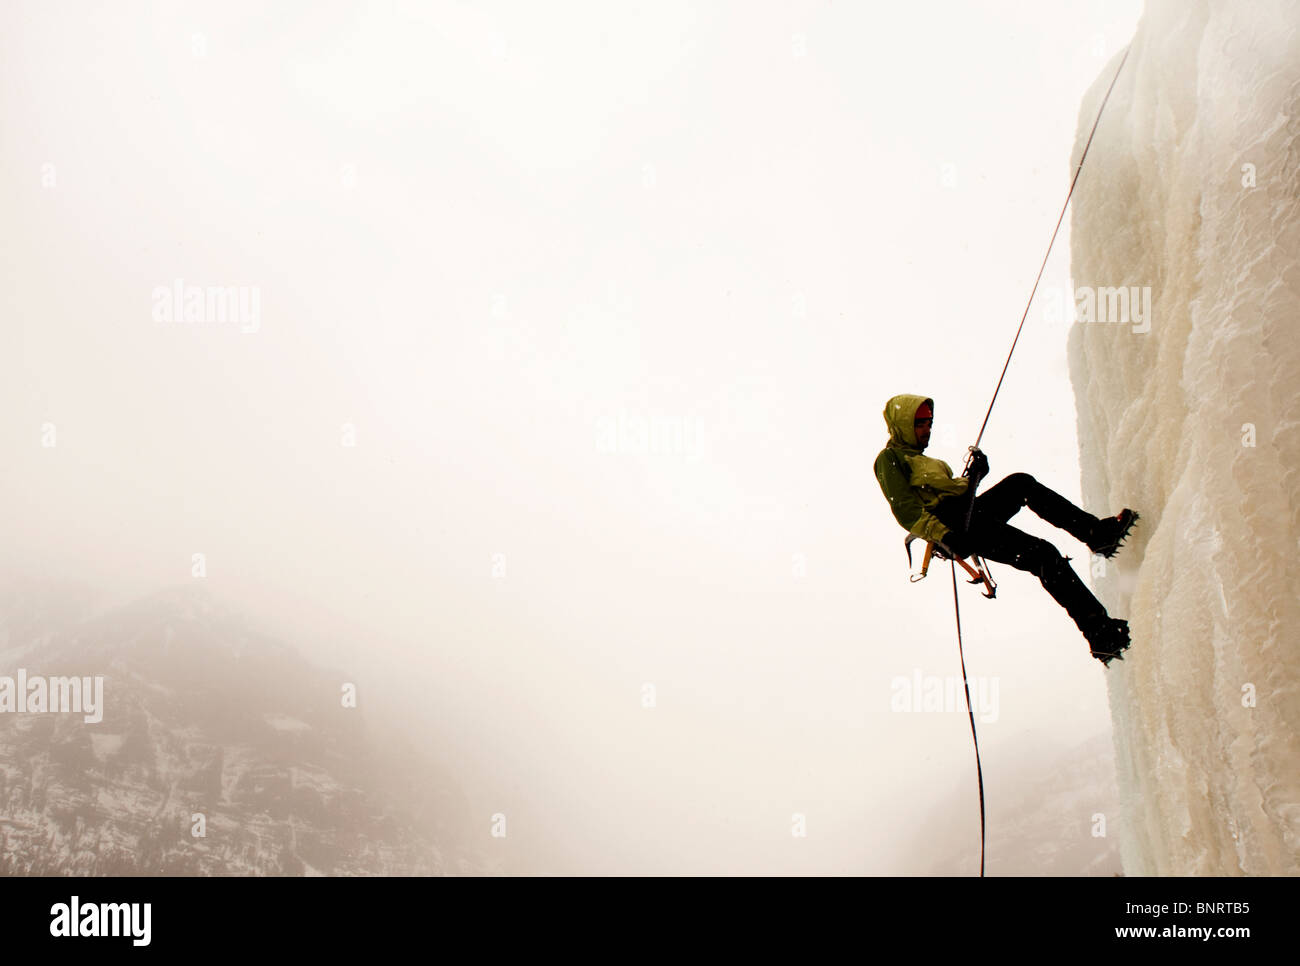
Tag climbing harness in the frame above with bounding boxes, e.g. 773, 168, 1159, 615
905, 533, 997, 599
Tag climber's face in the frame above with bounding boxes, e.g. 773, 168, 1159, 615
914, 402, 933, 449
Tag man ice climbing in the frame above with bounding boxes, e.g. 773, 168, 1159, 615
873, 393, 1139, 665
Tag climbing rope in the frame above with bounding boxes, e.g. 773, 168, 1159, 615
952, 45, 1132, 878
972, 44, 1133, 453
951, 561, 986, 876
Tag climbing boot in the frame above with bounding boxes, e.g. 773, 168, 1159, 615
1084, 617, 1131, 666
1088, 509, 1139, 559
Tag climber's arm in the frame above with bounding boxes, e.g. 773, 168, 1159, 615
874, 451, 952, 544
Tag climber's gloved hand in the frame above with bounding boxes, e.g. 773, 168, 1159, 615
940, 528, 972, 560
965, 448, 989, 481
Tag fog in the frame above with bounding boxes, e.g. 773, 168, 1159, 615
2, 0, 1142, 873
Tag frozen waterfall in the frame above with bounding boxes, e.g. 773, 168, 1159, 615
1068, 0, 1300, 875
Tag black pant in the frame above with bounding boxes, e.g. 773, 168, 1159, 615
934, 473, 1108, 631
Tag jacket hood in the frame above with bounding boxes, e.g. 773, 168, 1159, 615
883, 394, 934, 451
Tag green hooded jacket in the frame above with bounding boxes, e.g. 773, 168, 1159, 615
874, 393, 969, 543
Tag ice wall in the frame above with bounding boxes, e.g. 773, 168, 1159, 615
1067, 0, 1300, 875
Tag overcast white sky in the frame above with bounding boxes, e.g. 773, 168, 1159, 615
2, 0, 1143, 873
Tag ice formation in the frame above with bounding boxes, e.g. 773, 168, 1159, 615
1068, 0, 1300, 874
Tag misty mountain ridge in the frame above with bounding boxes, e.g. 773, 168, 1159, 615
0, 579, 478, 875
